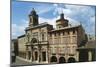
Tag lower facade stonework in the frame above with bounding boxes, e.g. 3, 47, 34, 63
18, 49, 95, 64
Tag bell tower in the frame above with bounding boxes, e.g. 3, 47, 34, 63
29, 8, 39, 27
56, 13, 69, 29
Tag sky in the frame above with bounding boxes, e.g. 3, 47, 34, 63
11, 1, 96, 39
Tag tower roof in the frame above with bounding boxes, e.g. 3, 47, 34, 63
56, 13, 69, 22
29, 8, 37, 16
60, 13, 64, 19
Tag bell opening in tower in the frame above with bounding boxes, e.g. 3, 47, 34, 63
29, 8, 39, 27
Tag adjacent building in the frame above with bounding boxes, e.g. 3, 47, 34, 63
11, 39, 18, 63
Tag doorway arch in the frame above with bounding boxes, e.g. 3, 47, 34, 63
59, 57, 66, 63
67, 57, 76, 63
50, 56, 57, 62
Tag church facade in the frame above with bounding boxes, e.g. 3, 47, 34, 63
16, 8, 95, 64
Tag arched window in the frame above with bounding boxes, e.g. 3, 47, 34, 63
68, 57, 76, 63
50, 56, 57, 62
59, 57, 66, 63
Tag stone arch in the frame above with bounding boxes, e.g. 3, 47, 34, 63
50, 56, 57, 62
59, 57, 66, 63
67, 57, 76, 63
31, 38, 38, 43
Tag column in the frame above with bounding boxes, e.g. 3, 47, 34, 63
57, 54, 59, 63
76, 51, 79, 62
38, 51, 41, 63
48, 49, 51, 64
30, 51, 33, 62
38, 50, 39, 63
88, 51, 92, 61
26, 46, 28, 60
46, 49, 48, 63
41, 51, 42, 63
26, 51, 28, 60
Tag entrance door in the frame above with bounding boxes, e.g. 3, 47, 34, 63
35, 51, 38, 61
79, 50, 88, 62
42, 52, 46, 61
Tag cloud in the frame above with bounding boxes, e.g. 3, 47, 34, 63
39, 17, 56, 28
86, 16, 96, 34
90, 16, 95, 24
38, 6, 54, 15
12, 3, 95, 38
53, 4, 58, 7
12, 19, 28, 39
53, 6, 72, 16
39, 4, 95, 35
63, 5, 95, 35
39, 15, 80, 28
54, 4, 95, 17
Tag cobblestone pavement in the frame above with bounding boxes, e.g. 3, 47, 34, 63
11, 57, 48, 66
11, 57, 34, 66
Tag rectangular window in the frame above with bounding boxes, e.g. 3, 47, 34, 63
73, 30, 75, 34
49, 38, 52, 44
41, 32, 46, 41
35, 52, 38, 61
72, 36, 77, 43
50, 47, 52, 53
54, 33, 56, 36
58, 37, 61, 44
54, 38, 57, 44
63, 32, 65, 36
67, 46, 72, 54
42, 52, 46, 61
67, 46, 76, 55
42, 34, 44, 41
62, 37, 67, 44
68, 31, 70, 35
49, 33, 52, 37
66, 36, 70, 44
58, 32, 60, 36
